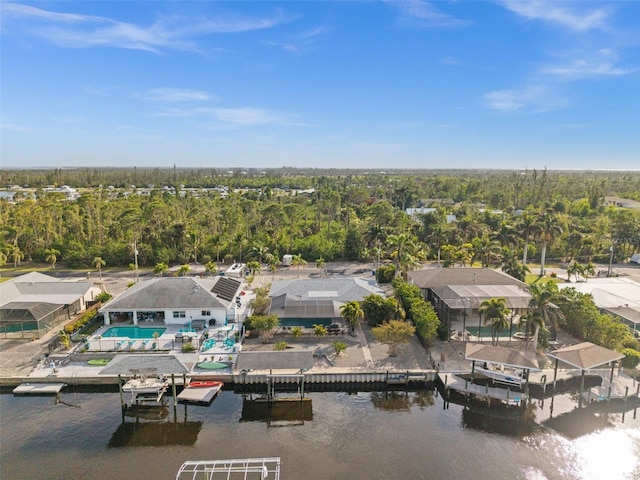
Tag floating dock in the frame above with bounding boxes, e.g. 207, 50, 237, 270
13, 382, 66, 396
177, 384, 223, 405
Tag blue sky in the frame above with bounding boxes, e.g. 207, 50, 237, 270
1, 1, 639, 170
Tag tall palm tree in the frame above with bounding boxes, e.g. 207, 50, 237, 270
44, 248, 60, 270
315, 257, 326, 276
93, 256, 106, 280
387, 233, 421, 277
491, 220, 518, 249
525, 282, 564, 350
537, 211, 563, 277
471, 235, 501, 268
518, 212, 539, 266
340, 301, 364, 333
478, 297, 511, 345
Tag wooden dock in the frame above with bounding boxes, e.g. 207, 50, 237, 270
178, 384, 223, 405
444, 376, 526, 404
13, 382, 66, 396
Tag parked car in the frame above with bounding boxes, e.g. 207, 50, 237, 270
327, 323, 342, 335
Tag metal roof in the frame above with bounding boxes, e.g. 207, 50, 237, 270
269, 294, 341, 319
0, 302, 65, 322
557, 278, 640, 308
269, 277, 383, 302
236, 351, 314, 371
101, 277, 239, 311
604, 306, 640, 325
408, 267, 526, 289
465, 343, 540, 370
431, 284, 531, 310
546, 342, 624, 370
99, 354, 191, 376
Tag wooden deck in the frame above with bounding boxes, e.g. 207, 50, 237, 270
13, 382, 66, 395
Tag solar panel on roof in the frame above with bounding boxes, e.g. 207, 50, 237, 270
211, 277, 241, 302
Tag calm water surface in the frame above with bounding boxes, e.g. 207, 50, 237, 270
1, 389, 639, 480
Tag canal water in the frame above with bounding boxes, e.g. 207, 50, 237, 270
1, 388, 639, 480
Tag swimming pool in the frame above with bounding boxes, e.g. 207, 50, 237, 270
102, 326, 166, 339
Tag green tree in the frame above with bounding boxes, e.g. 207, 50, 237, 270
249, 314, 280, 343
176, 264, 190, 276
340, 301, 365, 333
537, 210, 563, 276
525, 282, 564, 350
315, 257, 326, 276
372, 320, 416, 356
153, 262, 169, 277
45, 248, 60, 269
313, 324, 328, 337
331, 340, 347, 356
291, 326, 303, 339
93, 256, 106, 280
478, 297, 511, 345
291, 253, 307, 277
204, 260, 218, 276
246, 260, 261, 276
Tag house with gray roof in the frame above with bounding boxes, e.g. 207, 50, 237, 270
0, 272, 100, 339
268, 277, 384, 327
407, 267, 531, 333
100, 276, 243, 327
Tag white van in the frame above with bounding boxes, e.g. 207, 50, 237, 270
631, 253, 640, 265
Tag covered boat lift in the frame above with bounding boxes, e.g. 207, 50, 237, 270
546, 342, 625, 407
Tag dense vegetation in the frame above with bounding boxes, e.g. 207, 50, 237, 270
1, 169, 639, 275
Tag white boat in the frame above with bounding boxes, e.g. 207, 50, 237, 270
122, 376, 169, 403
476, 366, 525, 386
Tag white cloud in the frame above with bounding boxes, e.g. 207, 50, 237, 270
1, 123, 32, 133
137, 88, 216, 102
1, 2, 295, 52
483, 85, 568, 112
213, 108, 288, 126
388, 0, 470, 28
501, 1, 610, 32
540, 50, 636, 80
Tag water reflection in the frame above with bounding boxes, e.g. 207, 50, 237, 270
240, 398, 313, 426
370, 389, 435, 411
108, 419, 203, 447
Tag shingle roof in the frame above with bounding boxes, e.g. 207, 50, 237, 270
101, 277, 240, 311
465, 343, 540, 370
236, 351, 314, 371
408, 267, 526, 289
546, 342, 624, 370
0, 272, 92, 306
99, 354, 191, 375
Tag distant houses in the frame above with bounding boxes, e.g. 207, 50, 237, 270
0, 272, 100, 339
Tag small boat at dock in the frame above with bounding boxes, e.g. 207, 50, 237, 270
188, 380, 224, 389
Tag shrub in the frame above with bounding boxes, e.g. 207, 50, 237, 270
621, 348, 640, 369
291, 326, 303, 338
376, 265, 395, 284
95, 292, 113, 303
274, 341, 288, 351
181, 342, 196, 353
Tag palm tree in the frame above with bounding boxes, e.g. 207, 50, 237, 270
204, 261, 218, 276
478, 297, 511, 345
583, 262, 596, 281
340, 301, 365, 333
387, 233, 421, 278
518, 212, 539, 266
176, 264, 190, 276
291, 254, 307, 278
491, 220, 518, 249
93, 256, 106, 280
471, 235, 501, 268
525, 282, 564, 350
44, 248, 60, 270
153, 262, 169, 277
567, 261, 584, 282
537, 210, 563, 277
315, 257, 326, 277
